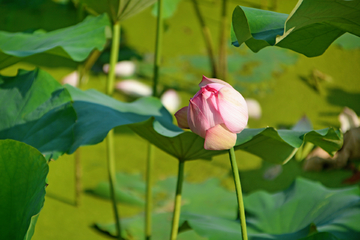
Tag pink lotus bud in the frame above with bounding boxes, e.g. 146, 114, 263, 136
161, 89, 181, 113
175, 76, 248, 150
103, 61, 136, 77
61, 71, 79, 87
115, 79, 152, 97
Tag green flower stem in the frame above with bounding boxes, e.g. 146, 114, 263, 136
106, 22, 120, 96
170, 160, 185, 240
218, 0, 228, 81
74, 148, 82, 206
74, 49, 101, 207
228, 147, 248, 240
152, 0, 163, 97
106, 21, 122, 240
191, 0, 218, 78
145, 143, 154, 240
145, 1, 164, 239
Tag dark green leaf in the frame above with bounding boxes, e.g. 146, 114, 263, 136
65, 85, 174, 154
299, 232, 341, 240
0, 139, 49, 240
232, 0, 360, 57
0, 69, 77, 160
0, 69, 174, 159
129, 118, 342, 164
0, 14, 110, 70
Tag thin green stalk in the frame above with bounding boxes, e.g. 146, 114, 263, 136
218, 0, 228, 80
145, 1, 164, 239
228, 147, 248, 240
170, 161, 185, 240
74, 49, 102, 207
145, 144, 154, 240
152, 0, 163, 97
106, 21, 122, 240
106, 22, 120, 96
74, 148, 82, 206
191, 0, 218, 78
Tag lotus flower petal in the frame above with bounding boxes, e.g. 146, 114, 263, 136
204, 124, 237, 150
174, 106, 189, 129
199, 75, 232, 88
218, 87, 248, 133
175, 76, 248, 150
188, 99, 210, 138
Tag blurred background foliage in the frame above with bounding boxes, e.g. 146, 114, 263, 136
0, 0, 360, 239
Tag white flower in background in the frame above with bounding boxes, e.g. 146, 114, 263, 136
115, 80, 152, 97
103, 61, 136, 77
339, 107, 360, 133
160, 89, 181, 113
61, 71, 79, 87
245, 98, 262, 119
115, 80, 181, 113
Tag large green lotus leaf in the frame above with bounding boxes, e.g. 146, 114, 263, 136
0, 69, 77, 160
245, 178, 360, 240
0, 13, 110, 70
75, 0, 157, 22
129, 118, 342, 164
64, 85, 175, 153
0, 68, 174, 159
0, 139, 49, 240
231, 0, 360, 57
180, 178, 360, 240
180, 214, 342, 240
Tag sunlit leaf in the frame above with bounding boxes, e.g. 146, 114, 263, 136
180, 178, 360, 240
231, 0, 360, 57
0, 69, 77, 160
0, 139, 49, 240
129, 118, 342, 164
75, 0, 157, 22
0, 13, 110, 70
